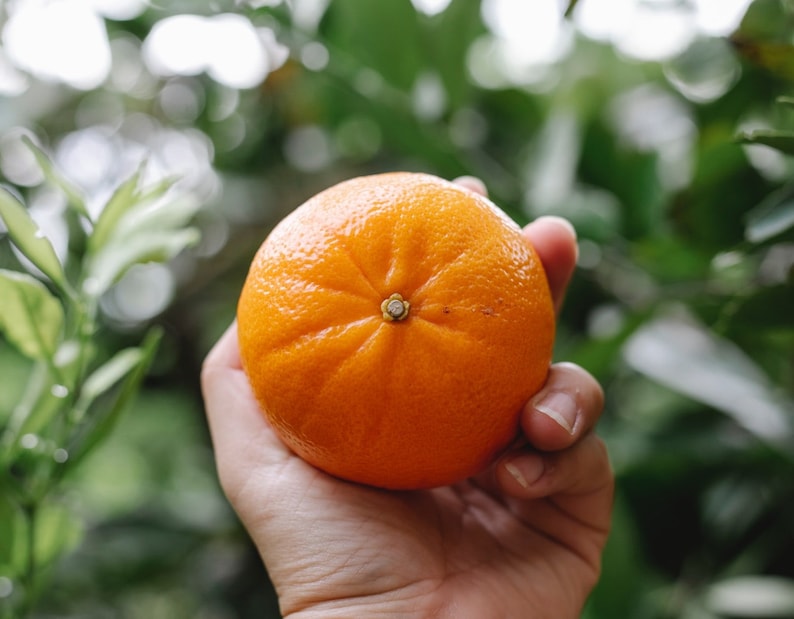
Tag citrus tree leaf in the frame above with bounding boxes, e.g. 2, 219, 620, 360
87, 167, 187, 262
737, 129, 794, 156
67, 327, 162, 467
87, 163, 145, 255
72, 347, 145, 421
0, 494, 27, 575
326, 0, 423, 91
731, 0, 794, 80
705, 576, 794, 617
0, 187, 68, 291
733, 0, 793, 43
2, 342, 83, 465
0, 270, 64, 361
428, 0, 484, 109
21, 136, 90, 221
732, 39, 794, 79
136, 175, 180, 205
112, 195, 200, 240
33, 501, 83, 568
622, 311, 794, 445
745, 182, 794, 242
84, 227, 199, 297
83, 190, 200, 297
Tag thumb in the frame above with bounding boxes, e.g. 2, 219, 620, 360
201, 323, 291, 499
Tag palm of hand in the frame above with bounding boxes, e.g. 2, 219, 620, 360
272, 472, 603, 618
216, 368, 609, 618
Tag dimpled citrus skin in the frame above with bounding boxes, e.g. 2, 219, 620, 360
237, 172, 555, 489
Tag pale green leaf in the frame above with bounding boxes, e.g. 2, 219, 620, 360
112, 195, 201, 241
737, 129, 794, 156
623, 311, 794, 444
33, 502, 83, 568
745, 182, 794, 242
87, 163, 145, 255
0, 494, 28, 574
68, 327, 162, 466
74, 347, 144, 416
705, 576, 794, 617
137, 175, 180, 205
84, 227, 200, 297
1, 341, 83, 466
22, 136, 90, 221
0, 269, 64, 360
0, 187, 68, 290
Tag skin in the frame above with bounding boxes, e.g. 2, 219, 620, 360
201, 178, 614, 619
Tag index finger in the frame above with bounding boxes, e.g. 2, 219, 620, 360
522, 216, 578, 313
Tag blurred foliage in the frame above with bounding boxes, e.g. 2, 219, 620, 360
0, 0, 793, 617
0, 143, 199, 616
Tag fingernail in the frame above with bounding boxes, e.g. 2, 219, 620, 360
532, 390, 578, 434
535, 215, 577, 240
505, 456, 544, 489
453, 175, 487, 196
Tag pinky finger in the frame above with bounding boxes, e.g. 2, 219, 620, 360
495, 434, 613, 506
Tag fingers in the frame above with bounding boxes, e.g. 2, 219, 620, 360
492, 362, 611, 501
496, 433, 611, 499
521, 362, 604, 451
522, 216, 578, 313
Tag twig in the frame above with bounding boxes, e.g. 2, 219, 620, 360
564, 0, 580, 19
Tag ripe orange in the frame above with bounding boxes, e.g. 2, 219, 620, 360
237, 172, 555, 489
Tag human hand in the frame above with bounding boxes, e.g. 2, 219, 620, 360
201, 178, 613, 619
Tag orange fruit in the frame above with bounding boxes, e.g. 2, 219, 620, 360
237, 172, 555, 489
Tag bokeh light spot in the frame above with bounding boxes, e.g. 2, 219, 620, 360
3, 0, 112, 90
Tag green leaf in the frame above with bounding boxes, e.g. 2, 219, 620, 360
705, 576, 794, 617
429, 0, 484, 109
733, 0, 794, 43
87, 163, 145, 255
136, 175, 180, 205
737, 129, 794, 156
21, 136, 90, 221
776, 95, 794, 107
1, 341, 83, 466
71, 347, 145, 421
84, 169, 196, 296
326, 0, 424, 91
0, 270, 64, 361
112, 195, 200, 240
0, 187, 68, 291
745, 182, 794, 242
623, 311, 794, 445
84, 227, 200, 297
67, 327, 162, 466
33, 501, 82, 568
0, 494, 27, 575
731, 38, 794, 79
